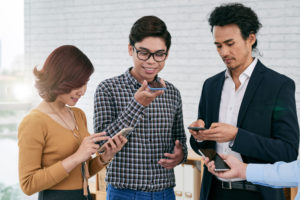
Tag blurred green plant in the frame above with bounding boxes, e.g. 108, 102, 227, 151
0, 183, 22, 200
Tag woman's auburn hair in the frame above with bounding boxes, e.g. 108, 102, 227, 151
33, 45, 94, 102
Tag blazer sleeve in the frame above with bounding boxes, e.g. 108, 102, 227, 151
93, 82, 145, 143
190, 80, 212, 154
232, 78, 299, 163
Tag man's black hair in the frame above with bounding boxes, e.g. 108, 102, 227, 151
208, 3, 262, 49
129, 16, 171, 51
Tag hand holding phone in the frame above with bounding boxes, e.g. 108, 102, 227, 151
98, 127, 133, 153
197, 148, 230, 171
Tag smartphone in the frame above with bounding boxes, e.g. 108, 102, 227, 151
196, 148, 230, 171
118, 127, 134, 137
98, 127, 134, 153
188, 126, 207, 131
148, 79, 166, 91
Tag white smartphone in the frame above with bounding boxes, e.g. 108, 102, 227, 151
98, 127, 133, 153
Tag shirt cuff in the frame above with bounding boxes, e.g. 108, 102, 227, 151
229, 140, 234, 148
229, 128, 239, 148
88, 156, 106, 177
246, 164, 265, 183
119, 98, 145, 127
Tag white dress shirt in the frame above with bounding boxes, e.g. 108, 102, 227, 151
217, 58, 258, 182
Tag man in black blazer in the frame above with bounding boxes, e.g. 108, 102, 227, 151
189, 3, 299, 200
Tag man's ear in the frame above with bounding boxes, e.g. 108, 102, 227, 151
128, 44, 133, 56
165, 50, 169, 60
248, 32, 256, 46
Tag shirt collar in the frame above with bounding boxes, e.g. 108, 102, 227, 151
125, 67, 140, 88
225, 57, 258, 80
125, 67, 160, 88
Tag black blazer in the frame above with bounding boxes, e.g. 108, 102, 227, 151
190, 60, 299, 200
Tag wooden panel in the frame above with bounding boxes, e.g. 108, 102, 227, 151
284, 188, 291, 200
291, 187, 298, 200
97, 168, 107, 192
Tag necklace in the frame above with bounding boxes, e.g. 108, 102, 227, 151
47, 102, 80, 139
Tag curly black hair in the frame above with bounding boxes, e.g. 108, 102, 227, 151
208, 3, 262, 49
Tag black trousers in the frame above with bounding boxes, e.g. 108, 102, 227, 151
208, 176, 263, 200
38, 187, 92, 200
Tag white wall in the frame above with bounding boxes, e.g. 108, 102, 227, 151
25, 0, 300, 149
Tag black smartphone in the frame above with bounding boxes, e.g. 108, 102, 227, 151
148, 79, 166, 91
98, 127, 133, 153
197, 148, 230, 171
188, 126, 207, 131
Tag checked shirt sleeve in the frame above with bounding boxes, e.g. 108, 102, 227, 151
93, 82, 145, 141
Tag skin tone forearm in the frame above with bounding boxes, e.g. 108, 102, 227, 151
62, 153, 82, 173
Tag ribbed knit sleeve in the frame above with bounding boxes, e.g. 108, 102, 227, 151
18, 114, 69, 195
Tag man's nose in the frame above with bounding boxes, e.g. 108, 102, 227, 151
146, 54, 156, 63
219, 46, 229, 57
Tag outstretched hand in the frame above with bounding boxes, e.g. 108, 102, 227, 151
158, 140, 184, 169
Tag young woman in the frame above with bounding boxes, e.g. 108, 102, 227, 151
18, 45, 127, 200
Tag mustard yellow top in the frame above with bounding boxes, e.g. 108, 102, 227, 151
18, 107, 104, 195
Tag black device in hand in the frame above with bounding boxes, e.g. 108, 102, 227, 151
197, 148, 230, 171
148, 79, 166, 91
188, 126, 207, 131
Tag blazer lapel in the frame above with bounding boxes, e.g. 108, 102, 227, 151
237, 60, 265, 126
212, 73, 225, 122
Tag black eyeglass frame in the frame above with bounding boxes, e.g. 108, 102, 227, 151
132, 46, 168, 62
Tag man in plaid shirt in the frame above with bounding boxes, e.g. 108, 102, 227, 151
93, 15, 188, 200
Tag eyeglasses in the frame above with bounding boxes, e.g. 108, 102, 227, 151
132, 46, 168, 62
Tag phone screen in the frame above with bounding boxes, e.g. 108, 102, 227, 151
197, 148, 230, 171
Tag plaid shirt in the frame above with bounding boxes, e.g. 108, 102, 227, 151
93, 67, 187, 192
